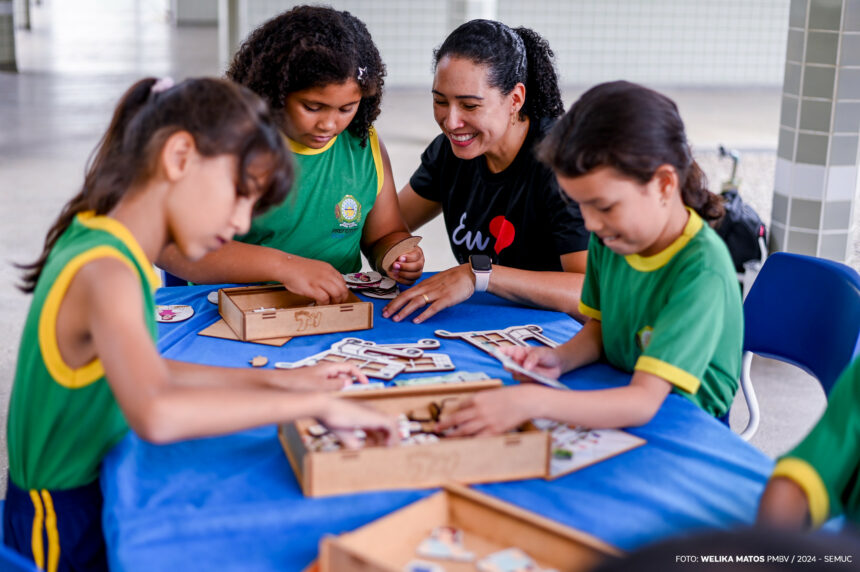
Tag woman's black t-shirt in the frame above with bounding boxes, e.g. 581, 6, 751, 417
409, 117, 590, 271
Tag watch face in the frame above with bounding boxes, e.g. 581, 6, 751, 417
470, 254, 492, 271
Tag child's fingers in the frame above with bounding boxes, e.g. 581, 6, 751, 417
499, 346, 526, 363
394, 259, 423, 273
443, 417, 486, 438
436, 400, 473, 431
398, 249, 423, 262
334, 429, 362, 449
523, 350, 549, 371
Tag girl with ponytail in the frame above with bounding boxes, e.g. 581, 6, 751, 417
386, 19, 590, 324
436, 81, 743, 436
6, 77, 396, 570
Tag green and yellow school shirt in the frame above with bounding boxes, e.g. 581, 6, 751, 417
578, 208, 743, 417
7, 211, 160, 490
771, 356, 860, 527
236, 127, 384, 274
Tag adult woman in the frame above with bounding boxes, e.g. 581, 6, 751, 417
384, 19, 589, 324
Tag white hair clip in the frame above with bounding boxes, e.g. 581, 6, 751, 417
151, 77, 175, 95
357, 67, 367, 81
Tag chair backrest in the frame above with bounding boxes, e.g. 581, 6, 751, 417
0, 545, 39, 572
0, 501, 40, 572
743, 252, 860, 395
159, 268, 188, 287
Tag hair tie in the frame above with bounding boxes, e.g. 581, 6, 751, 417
151, 77, 175, 95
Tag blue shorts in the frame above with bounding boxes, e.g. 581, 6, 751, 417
3, 475, 107, 572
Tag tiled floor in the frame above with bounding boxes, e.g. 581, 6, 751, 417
0, 0, 838, 498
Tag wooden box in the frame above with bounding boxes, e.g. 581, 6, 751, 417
319, 483, 620, 572
218, 285, 372, 341
279, 381, 550, 497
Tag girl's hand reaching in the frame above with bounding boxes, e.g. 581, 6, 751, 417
318, 397, 400, 448
436, 385, 541, 437
499, 346, 563, 383
277, 362, 368, 392
280, 256, 349, 305
387, 247, 425, 285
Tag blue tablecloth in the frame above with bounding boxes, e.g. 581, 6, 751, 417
101, 282, 772, 571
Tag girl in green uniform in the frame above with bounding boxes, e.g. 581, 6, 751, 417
758, 355, 860, 529
5, 77, 396, 571
438, 81, 743, 435
157, 5, 424, 305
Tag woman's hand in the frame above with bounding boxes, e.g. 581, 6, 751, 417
318, 397, 400, 448
436, 386, 541, 437
499, 346, 563, 382
280, 256, 349, 305
382, 263, 474, 324
276, 363, 368, 392
386, 247, 425, 285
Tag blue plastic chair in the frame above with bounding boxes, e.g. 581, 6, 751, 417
0, 501, 41, 572
737, 252, 860, 440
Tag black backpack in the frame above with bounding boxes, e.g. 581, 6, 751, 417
714, 188, 767, 274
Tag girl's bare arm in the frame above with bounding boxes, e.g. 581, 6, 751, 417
80, 258, 394, 443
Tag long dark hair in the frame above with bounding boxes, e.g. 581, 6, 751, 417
18, 77, 292, 293
226, 5, 385, 146
539, 80, 724, 223
434, 19, 564, 120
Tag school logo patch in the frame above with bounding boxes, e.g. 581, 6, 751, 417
334, 194, 362, 229
636, 326, 654, 350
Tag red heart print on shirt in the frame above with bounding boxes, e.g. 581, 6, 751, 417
489, 215, 515, 255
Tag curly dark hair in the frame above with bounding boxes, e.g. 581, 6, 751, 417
226, 5, 385, 146
538, 81, 725, 224
434, 19, 564, 121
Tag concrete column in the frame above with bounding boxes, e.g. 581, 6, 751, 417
172, 0, 217, 26
14, 0, 29, 31
772, 0, 860, 262
217, 0, 242, 74
0, 0, 17, 71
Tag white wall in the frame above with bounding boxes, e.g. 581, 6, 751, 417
230, 0, 790, 87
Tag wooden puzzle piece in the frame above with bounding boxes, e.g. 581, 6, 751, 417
483, 345, 567, 390
334, 338, 425, 359
394, 371, 490, 387
276, 337, 454, 380
435, 325, 559, 356
416, 526, 474, 562
155, 304, 194, 323
381, 235, 422, 272
476, 548, 557, 572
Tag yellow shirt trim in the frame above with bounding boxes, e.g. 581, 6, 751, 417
578, 300, 602, 321
368, 126, 384, 195
29, 490, 44, 570
41, 490, 60, 572
39, 247, 138, 389
624, 208, 703, 272
287, 134, 338, 155
772, 457, 830, 527
76, 212, 161, 291
635, 355, 701, 394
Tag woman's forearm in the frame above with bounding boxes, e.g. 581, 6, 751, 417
486, 265, 584, 317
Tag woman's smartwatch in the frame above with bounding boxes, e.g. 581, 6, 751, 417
469, 254, 492, 292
